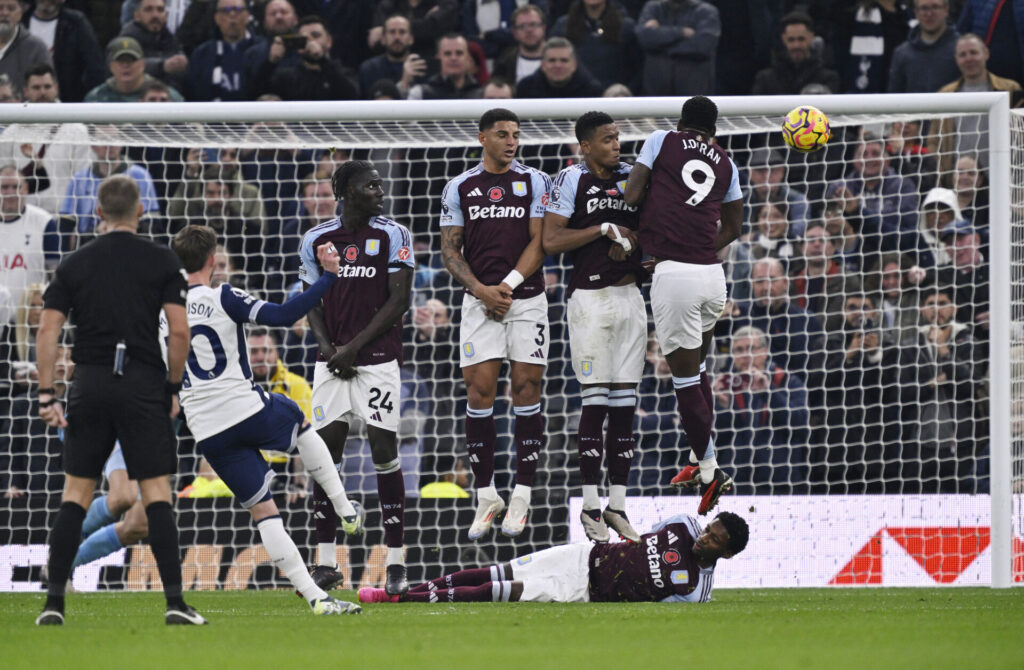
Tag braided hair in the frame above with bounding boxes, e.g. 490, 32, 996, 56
331, 160, 376, 201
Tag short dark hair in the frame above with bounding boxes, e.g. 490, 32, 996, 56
331, 159, 376, 200
138, 78, 170, 98
511, 4, 545, 25
246, 325, 278, 343
172, 224, 218, 273
680, 95, 718, 136
575, 110, 615, 143
97, 175, 140, 222
484, 76, 515, 95
23, 63, 56, 82
297, 14, 325, 29
369, 78, 401, 100
780, 11, 814, 32
479, 107, 519, 132
716, 511, 749, 555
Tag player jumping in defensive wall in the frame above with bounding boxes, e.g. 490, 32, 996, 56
440, 108, 552, 540
623, 96, 744, 514
171, 225, 363, 615
301, 161, 415, 596
358, 511, 748, 603
542, 111, 646, 543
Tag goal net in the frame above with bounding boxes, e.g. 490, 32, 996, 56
0, 95, 1019, 592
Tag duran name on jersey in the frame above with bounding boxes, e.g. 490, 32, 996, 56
636, 130, 742, 265
546, 161, 644, 298
440, 160, 551, 300
298, 216, 414, 366
588, 515, 713, 603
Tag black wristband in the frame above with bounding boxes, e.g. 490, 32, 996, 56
37, 387, 56, 396
38, 398, 58, 408
164, 380, 183, 395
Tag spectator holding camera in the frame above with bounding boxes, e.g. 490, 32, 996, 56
265, 15, 358, 101
243, 0, 300, 97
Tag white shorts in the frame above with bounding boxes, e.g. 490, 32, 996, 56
650, 260, 727, 353
510, 543, 592, 603
567, 284, 646, 384
459, 292, 549, 368
311, 359, 400, 432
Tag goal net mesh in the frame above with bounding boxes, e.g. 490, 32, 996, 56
0, 102, 1020, 591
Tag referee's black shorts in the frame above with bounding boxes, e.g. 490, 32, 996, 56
63, 364, 177, 481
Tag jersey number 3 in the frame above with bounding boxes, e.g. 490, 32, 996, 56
681, 159, 716, 206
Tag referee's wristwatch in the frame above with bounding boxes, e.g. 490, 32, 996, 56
164, 379, 183, 396
37, 387, 59, 408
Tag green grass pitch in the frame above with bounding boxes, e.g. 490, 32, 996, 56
2, 588, 1022, 670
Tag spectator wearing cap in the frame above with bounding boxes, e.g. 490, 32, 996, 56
23, 0, 104, 103
752, 11, 840, 95
84, 36, 185, 101
635, 0, 719, 96
926, 33, 1023, 175
888, 0, 960, 93
515, 36, 602, 98
185, 0, 264, 101
0, 0, 51, 92
914, 186, 961, 267
119, 0, 188, 91
744, 147, 811, 239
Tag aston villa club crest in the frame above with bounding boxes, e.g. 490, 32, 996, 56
670, 570, 689, 584
343, 244, 359, 263
617, 180, 627, 194
463, 342, 475, 358
512, 181, 527, 197
313, 406, 325, 421
488, 186, 505, 202
581, 360, 593, 376
365, 239, 380, 256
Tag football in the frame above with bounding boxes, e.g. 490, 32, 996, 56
781, 105, 831, 153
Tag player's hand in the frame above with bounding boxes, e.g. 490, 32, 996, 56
476, 284, 512, 320
640, 258, 657, 275
38, 395, 67, 428
317, 242, 341, 275
327, 344, 358, 379
602, 223, 637, 252
268, 36, 286, 63
169, 394, 180, 419
608, 245, 627, 262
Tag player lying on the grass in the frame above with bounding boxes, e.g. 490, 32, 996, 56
170, 224, 363, 615
359, 511, 748, 604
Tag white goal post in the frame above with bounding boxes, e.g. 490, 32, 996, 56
0, 92, 1016, 590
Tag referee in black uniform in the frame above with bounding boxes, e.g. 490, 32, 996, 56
34, 175, 206, 625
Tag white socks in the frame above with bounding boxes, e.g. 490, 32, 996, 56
317, 542, 337, 569
478, 484, 500, 502
387, 547, 404, 566
511, 483, 531, 503
296, 429, 356, 518
582, 485, 600, 510
259, 516, 327, 604
699, 456, 719, 484
608, 484, 627, 511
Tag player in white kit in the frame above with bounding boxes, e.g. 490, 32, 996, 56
170, 224, 363, 615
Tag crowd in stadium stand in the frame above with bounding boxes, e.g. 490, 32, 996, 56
1, 0, 1022, 502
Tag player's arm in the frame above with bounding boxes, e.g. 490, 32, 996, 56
238, 244, 340, 327
440, 224, 483, 296
714, 161, 745, 252
326, 266, 413, 378
543, 212, 638, 255
35, 307, 67, 428
162, 303, 189, 386
306, 298, 335, 358
505, 215, 545, 289
623, 163, 651, 208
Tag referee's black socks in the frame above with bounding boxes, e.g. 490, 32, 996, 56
45, 501, 88, 611
145, 501, 187, 609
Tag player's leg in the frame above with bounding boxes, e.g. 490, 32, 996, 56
672, 328, 719, 487
462, 358, 505, 539
578, 383, 611, 542
80, 445, 132, 538
37, 474, 98, 625
72, 498, 146, 568
248, 498, 361, 615
505, 360, 544, 537
294, 422, 360, 532
310, 419, 349, 586
367, 424, 408, 596
360, 564, 520, 603
73, 465, 141, 567
600, 285, 646, 542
